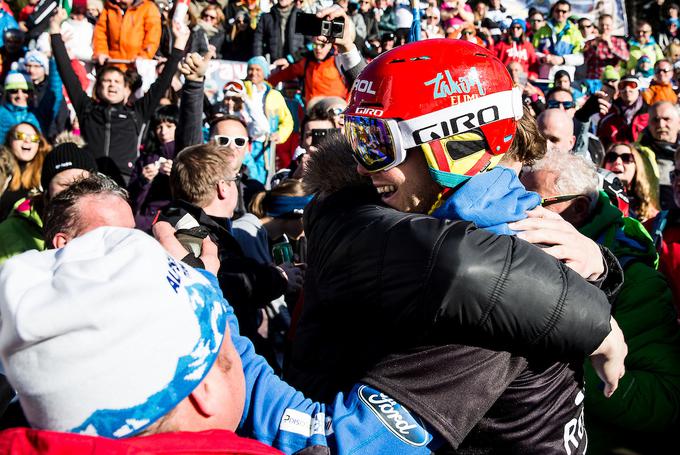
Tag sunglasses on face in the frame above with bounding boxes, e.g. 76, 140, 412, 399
462, 30, 474, 35
547, 100, 576, 109
604, 152, 634, 164
656, 68, 673, 74
555, 8, 570, 14
13, 131, 40, 143
541, 194, 585, 207
213, 135, 248, 148
220, 172, 242, 183
7, 89, 31, 95
202, 14, 217, 20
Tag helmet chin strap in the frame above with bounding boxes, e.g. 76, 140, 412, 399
428, 167, 470, 189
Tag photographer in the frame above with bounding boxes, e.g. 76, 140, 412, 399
269, 35, 349, 104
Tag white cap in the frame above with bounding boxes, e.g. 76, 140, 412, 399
0, 227, 228, 438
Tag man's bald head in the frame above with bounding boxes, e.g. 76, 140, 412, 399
537, 109, 575, 153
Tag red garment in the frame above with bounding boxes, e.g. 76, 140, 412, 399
494, 40, 539, 79
268, 54, 348, 104
597, 104, 649, 148
658, 222, 680, 315
18, 5, 35, 22
583, 37, 629, 79
0, 2, 12, 16
0, 428, 283, 455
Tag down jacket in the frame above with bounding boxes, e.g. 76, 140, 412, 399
93, 0, 161, 64
287, 136, 617, 451
580, 192, 680, 454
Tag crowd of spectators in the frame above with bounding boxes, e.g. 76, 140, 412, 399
0, 0, 677, 454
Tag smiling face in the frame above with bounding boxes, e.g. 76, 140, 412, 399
7, 87, 31, 107
357, 148, 442, 213
97, 69, 130, 105
9, 123, 40, 163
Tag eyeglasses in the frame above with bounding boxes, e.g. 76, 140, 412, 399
510, 25, 523, 30
604, 152, 634, 164
655, 68, 673, 74
213, 135, 248, 148
547, 99, 576, 109
541, 194, 585, 207
12, 131, 40, 143
220, 172, 242, 183
7, 88, 31, 95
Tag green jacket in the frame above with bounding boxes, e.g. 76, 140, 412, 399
580, 192, 680, 451
0, 197, 44, 265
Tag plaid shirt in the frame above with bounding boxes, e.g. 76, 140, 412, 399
583, 36, 629, 79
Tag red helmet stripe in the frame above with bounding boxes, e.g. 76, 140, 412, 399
428, 139, 452, 172
464, 151, 492, 176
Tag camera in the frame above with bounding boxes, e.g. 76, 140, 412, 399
294, 12, 345, 38
311, 128, 340, 146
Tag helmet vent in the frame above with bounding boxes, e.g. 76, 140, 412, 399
474, 53, 488, 58
388, 56, 431, 64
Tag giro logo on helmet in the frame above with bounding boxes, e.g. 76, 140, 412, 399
412, 105, 500, 145
355, 107, 385, 117
354, 79, 377, 95
357, 385, 429, 447
424, 68, 486, 100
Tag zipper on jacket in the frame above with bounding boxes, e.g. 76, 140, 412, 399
104, 106, 112, 157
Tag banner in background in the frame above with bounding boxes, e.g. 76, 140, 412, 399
204, 60, 248, 103
132, 59, 248, 102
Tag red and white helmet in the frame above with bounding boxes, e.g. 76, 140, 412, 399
344, 39, 524, 188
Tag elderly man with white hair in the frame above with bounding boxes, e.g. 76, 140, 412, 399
521, 149, 680, 455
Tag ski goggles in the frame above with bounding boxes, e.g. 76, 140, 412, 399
344, 88, 523, 173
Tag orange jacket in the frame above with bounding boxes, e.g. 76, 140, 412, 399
642, 81, 678, 105
93, 0, 161, 65
268, 53, 349, 104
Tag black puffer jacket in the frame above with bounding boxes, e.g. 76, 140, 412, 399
252, 5, 306, 61
287, 136, 617, 452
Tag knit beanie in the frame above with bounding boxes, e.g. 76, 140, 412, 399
510, 18, 526, 32
40, 142, 98, 190
247, 56, 270, 78
4, 70, 32, 92
0, 227, 229, 438
22, 50, 49, 75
